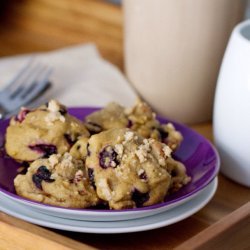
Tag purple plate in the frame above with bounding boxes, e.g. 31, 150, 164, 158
0, 107, 220, 221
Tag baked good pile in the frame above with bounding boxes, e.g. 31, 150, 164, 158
5, 99, 191, 209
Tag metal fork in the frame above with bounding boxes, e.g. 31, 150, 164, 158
0, 59, 52, 119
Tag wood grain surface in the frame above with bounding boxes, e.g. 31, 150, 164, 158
0, 213, 97, 250
0, 0, 123, 69
175, 202, 250, 250
0, 1, 249, 249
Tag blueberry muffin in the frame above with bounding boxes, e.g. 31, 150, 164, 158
125, 100, 183, 151
5, 100, 89, 162
84, 102, 129, 134
86, 128, 174, 209
14, 153, 99, 208
85, 100, 182, 151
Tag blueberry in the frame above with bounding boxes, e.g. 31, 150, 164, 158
139, 172, 147, 181
64, 134, 76, 147
36, 166, 52, 179
32, 174, 43, 189
171, 169, 178, 177
59, 106, 67, 115
131, 189, 149, 207
88, 168, 96, 189
127, 119, 133, 128
157, 127, 169, 142
99, 146, 119, 169
32, 165, 54, 190
29, 144, 57, 157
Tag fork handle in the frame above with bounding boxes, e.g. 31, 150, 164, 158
0, 105, 6, 120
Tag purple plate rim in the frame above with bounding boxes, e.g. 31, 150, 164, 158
0, 107, 220, 213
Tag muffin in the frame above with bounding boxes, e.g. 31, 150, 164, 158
5, 100, 89, 162
14, 152, 99, 208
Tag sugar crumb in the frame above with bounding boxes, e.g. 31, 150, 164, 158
124, 131, 134, 142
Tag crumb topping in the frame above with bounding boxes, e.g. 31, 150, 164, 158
60, 153, 74, 168
135, 139, 151, 163
47, 100, 60, 113
45, 100, 66, 125
162, 144, 172, 158
48, 153, 84, 180
124, 131, 134, 142
110, 161, 117, 168
114, 144, 124, 156
74, 170, 84, 183
45, 112, 65, 125
48, 154, 60, 168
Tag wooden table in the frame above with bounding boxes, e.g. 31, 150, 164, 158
0, 1, 249, 249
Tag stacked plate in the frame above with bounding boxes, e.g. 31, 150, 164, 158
0, 108, 220, 234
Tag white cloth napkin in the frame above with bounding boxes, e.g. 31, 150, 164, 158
0, 44, 138, 108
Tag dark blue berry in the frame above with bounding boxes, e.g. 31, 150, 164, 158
88, 168, 96, 189
171, 169, 178, 177
59, 107, 67, 115
29, 144, 57, 157
99, 146, 119, 169
132, 189, 149, 207
36, 166, 52, 180
32, 174, 43, 189
32, 165, 54, 190
64, 134, 76, 147
127, 119, 133, 128
139, 171, 147, 181
158, 127, 169, 142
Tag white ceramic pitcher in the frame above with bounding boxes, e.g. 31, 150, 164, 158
213, 19, 250, 187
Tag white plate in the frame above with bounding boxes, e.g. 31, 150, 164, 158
0, 177, 217, 234
1, 179, 211, 222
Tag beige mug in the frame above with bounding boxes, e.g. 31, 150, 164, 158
124, 0, 246, 124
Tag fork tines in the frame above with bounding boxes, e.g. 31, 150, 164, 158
0, 58, 52, 119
